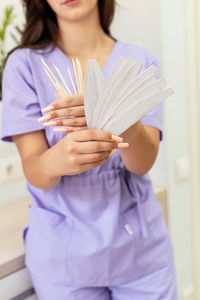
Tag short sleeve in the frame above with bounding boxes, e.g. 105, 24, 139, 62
141, 52, 164, 141
1, 50, 44, 142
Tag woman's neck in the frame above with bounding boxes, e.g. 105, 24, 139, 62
56, 6, 107, 59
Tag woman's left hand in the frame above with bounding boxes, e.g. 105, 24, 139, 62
38, 94, 87, 132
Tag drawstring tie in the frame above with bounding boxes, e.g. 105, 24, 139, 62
128, 172, 148, 238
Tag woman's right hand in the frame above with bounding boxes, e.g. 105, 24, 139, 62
13, 129, 129, 190
49, 129, 129, 177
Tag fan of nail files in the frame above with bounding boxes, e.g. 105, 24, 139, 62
41, 56, 174, 136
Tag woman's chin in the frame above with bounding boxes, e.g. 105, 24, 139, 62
62, 0, 82, 7
59, 0, 98, 22
59, 10, 89, 22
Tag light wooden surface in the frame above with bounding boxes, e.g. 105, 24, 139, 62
0, 198, 30, 279
0, 188, 167, 279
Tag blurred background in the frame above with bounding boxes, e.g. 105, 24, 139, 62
0, 0, 200, 299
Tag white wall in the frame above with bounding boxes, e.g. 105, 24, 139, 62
111, 0, 167, 188
111, 0, 193, 298
0, 0, 28, 205
160, 0, 194, 296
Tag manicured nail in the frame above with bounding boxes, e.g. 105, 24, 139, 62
111, 134, 123, 143
41, 105, 54, 113
38, 114, 51, 122
53, 128, 72, 132
109, 149, 117, 157
43, 121, 57, 126
117, 143, 129, 148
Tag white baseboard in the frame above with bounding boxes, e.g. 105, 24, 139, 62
0, 268, 33, 300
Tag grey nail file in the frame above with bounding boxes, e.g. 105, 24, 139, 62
94, 58, 142, 128
98, 60, 143, 116
99, 78, 167, 128
116, 77, 167, 113
90, 57, 130, 128
43, 56, 174, 135
83, 57, 174, 135
103, 88, 174, 136
99, 65, 158, 128
90, 57, 133, 128
121, 65, 158, 101
84, 59, 105, 128
96, 60, 143, 128
94, 60, 136, 125
128, 76, 158, 96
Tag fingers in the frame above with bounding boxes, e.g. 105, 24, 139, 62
51, 106, 85, 118
41, 95, 84, 113
42, 117, 87, 128
69, 129, 120, 142
38, 95, 85, 130
80, 141, 129, 153
76, 151, 110, 165
67, 138, 129, 154
74, 140, 118, 154
54, 126, 87, 132
38, 106, 85, 122
80, 156, 110, 172
57, 128, 124, 144
66, 130, 129, 152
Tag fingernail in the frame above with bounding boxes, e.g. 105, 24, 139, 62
109, 149, 117, 157
41, 105, 54, 113
38, 114, 51, 122
118, 143, 129, 148
43, 121, 57, 126
53, 128, 72, 132
111, 135, 123, 142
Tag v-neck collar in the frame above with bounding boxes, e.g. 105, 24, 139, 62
53, 38, 121, 75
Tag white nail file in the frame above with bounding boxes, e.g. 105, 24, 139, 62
94, 64, 158, 129
90, 57, 133, 128
96, 60, 143, 128
99, 78, 167, 128
84, 59, 105, 128
103, 88, 174, 135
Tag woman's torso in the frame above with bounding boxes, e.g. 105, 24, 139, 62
2, 39, 164, 285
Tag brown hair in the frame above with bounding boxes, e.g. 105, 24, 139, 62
11, 0, 116, 52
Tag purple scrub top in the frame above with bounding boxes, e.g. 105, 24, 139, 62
1, 39, 167, 286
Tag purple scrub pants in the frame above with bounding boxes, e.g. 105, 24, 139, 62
30, 257, 177, 300
28, 210, 177, 300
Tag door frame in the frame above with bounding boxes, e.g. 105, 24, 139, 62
184, 0, 200, 298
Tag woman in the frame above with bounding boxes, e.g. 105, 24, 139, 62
1, 0, 177, 299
